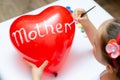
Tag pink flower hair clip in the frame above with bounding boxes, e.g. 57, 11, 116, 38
105, 39, 120, 59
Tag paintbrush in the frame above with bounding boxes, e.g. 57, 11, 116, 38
81, 5, 96, 17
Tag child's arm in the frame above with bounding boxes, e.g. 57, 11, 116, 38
73, 8, 97, 46
26, 60, 48, 80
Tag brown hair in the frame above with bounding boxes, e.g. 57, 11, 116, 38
100, 18, 120, 78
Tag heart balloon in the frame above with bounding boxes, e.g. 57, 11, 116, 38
9, 5, 75, 73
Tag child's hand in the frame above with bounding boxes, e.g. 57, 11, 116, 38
73, 8, 89, 25
25, 60, 48, 80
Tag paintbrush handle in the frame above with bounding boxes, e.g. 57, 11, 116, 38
81, 5, 96, 17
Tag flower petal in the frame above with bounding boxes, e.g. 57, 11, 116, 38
111, 51, 119, 58
106, 44, 114, 54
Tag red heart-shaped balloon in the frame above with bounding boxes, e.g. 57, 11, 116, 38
10, 5, 75, 73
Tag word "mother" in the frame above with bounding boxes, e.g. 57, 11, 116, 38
12, 20, 74, 46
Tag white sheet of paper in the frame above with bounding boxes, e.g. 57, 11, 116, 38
0, 0, 113, 80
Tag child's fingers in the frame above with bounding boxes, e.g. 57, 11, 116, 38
39, 60, 49, 70
73, 9, 79, 19
24, 59, 35, 67
24, 59, 48, 71
73, 8, 85, 19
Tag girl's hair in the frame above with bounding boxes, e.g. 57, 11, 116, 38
100, 18, 120, 78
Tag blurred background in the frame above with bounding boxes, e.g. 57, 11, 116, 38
95, 0, 120, 18
0, 0, 56, 22
0, 0, 120, 22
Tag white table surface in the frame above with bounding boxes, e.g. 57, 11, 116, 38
0, 0, 113, 80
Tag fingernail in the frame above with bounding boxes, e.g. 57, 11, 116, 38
45, 60, 49, 63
